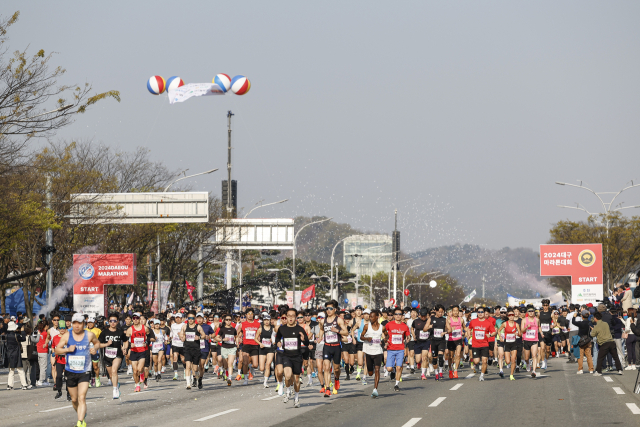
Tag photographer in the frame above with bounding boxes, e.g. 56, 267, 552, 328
591, 311, 622, 375
571, 309, 593, 373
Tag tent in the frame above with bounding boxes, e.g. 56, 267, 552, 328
4, 288, 46, 317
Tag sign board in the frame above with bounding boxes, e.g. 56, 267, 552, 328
539, 244, 603, 305
73, 253, 136, 315
69, 192, 209, 224
215, 218, 294, 250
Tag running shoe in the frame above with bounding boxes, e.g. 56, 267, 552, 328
515, 367, 520, 373
198, 378, 203, 389
324, 389, 331, 398
371, 388, 378, 398
264, 380, 270, 388
173, 373, 178, 381
541, 360, 547, 370
135, 384, 141, 392
531, 372, 536, 378
107, 379, 112, 386
186, 381, 191, 390
277, 384, 284, 395
394, 384, 400, 392
356, 374, 361, 381
283, 393, 289, 403
243, 377, 248, 386
143, 382, 148, 390
479, 375, 484, 382
95, 377, 101, 388
345, 373, 350, 381
227, 379, 232, 386
410, 368, 415, 374
453, 371, 459, 379
510, 375, 515, 381
362, 379, 367, 385
421, 374, 427, 380
576, 370, 583, 374
449, 371, 453, 379
499, 371, 504, 378
55, 390, 62, 399
294, 397, 300, 408
319, 387, 325, 393
390, 371, 396, 380
89, 378, 95, 388
334, 379, 340, 390
248, 372, 254, 380
67, 393, 72, 401
235, 374, 242, 381
332, 386, 338, 395
161, 367, 165, 374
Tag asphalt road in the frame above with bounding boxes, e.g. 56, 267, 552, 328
1, 355, 639, 427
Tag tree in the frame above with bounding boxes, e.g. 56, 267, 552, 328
548, 212, 640, 295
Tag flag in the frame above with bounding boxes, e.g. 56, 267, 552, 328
461, 289, 476, 303
186, 280, 195, 302
168, 83, 225, 104
127, 292, 134, 305
301, 284, 315, 304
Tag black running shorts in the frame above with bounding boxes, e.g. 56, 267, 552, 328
323, 345, 341, 364
282, 354, 303, 375
65, 371, 90, 388
471, 346, 489, 359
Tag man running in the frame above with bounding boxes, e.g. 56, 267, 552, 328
180, 310, 207, 390
429, 304, 447, 381
123, 312, 150, 392
100, 313, 126, 399
54, 313, 102, 427
384, 307, 411, 391
360, 309, 383, 397
275, 308, 311, 408
196, 313, 214, 389
467, 307, 496, 382
85, 317, 102, 388
237, 308, 260, 385
538, 299, 553, 370
412, 308, 431, 380
170, 313, 185, 380
318, 300, 348, 397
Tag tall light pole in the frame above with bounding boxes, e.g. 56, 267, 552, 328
349, 244, 386, 307
330, 235, 357, 302
268, 268, 294, 306
556, 180, 640, 291
402, 263, 424, 306
292, 217, 333, 306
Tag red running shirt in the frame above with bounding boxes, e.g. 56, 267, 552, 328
385, 322, 410, 351
241, 320, 261, 346
469, 319, 495, 348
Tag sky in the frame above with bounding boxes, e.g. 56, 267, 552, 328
7, 2, 640, 253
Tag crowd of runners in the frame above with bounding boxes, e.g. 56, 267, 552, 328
24, 297, 614, 427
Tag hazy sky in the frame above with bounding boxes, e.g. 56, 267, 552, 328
8, 2, 640, 252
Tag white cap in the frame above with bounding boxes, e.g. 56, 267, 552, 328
7, 321, 17, 331
133, 312, 142, 317
196, 312, 204, 318
153, 319, 161, 324
317, 312, 326, 318
363, 309, 371, 314
404, 313, 411, 319
10, 316, 16, 321
175, 313, 183, 318
72, 313, 85, 323
87, 317, 96, 323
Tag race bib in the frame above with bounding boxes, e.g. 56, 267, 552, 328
541, 323, 550, 332
325, 332, 338, 343
391, 334, 403, 345
172, 336, 182, 345
552, 328, 560, 334
186, 332, 196, 342
433, 329, 443, 338
474, 330, 485, 340
562, 327, 568, 333
284, 338, 297, 350
262, 338, 272, 348
133, 337, 145, 348
105, 347, 117, 358
371, 337, 381, 345
246, 330, 256, 340
452, 330, 462, 339
419, 331, 430, 340
347, 335, 353, 344
525, 329, 536, 339
153, 342, 164, 351
68, 355, 85, 371
224, 334, 235, 344
506, 333, 516, 343
200, 340, 206, 349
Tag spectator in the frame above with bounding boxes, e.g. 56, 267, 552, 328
572, 309, 594, 373
36, 320, 50, 386
5, 321, 29, 389
610, 309, 626, 369
620, 284, 633, 311
591, 311, 623, 375
19, 324, 37, 387
623, 308, 636, 370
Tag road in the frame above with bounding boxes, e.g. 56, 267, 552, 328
0, 356, 639, 427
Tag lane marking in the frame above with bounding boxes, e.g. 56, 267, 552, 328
604, 376, 614, 383
428, 397, 446, 407
400, 418, 422, 427
194, 409, 239, 421
613, 387, 625, 395
262, 395, 281, 401
465, 374, 475, 379
450, 384, 463, 391
627, 403, 640, 415
39, 402, 95, 413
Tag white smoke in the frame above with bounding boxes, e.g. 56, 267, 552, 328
40, 245, 100, 317
507, 263, 557, 297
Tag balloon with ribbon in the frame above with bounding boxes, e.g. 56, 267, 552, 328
411, 300, 419, 308
404, 289, 410, 296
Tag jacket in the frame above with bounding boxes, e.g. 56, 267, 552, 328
590, 320, 614, 345
621, 289, 633, 311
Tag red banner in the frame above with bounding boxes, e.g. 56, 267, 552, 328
300, 284, 315, 304
539, 244, 602, 285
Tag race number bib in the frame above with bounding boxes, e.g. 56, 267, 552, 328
474, 330, 485, 340
347, 335, 353, 344
525, 329, 536, 339
224, 334, 235, 344
541, 323, 550, 332
325, 332, 338, 343
371, 337, 381, 345
552, 328, 560, 334
200, 340, 206, 349
68, 355, 85, 371
133, 337, 145, 348
452, 329, 462, 339
433, 329, 444, 338
391, 334, 403, 345
505, 333, 516, 343
153, 342, 164, 351
419, 331, 430, 340
105, 347, 117, 358
172, 336, 182, 345
284, 338, 297, 350
246, 330, 256, 340
186, 332, 196, 342
262, 338, 272, 348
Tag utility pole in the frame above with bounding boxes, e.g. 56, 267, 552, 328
45, 175, 53, 303
225, 110, 234, 290
198, 245, 204, 300
157, 234, 161, 303
392, 209, 398, 304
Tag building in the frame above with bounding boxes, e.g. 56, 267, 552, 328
343, 235, 392, 277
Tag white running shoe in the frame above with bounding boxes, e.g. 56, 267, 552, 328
107, 379, 112, 386
294, 397, 300, 408
161, 367, 165, 374
576, 370, 583, 374
479, 374, 485, 382
283, 392, 289, 403
127, 366, 133, 375
277, 384, 284, 396
542, 360, 547, 370
243, 377, 248, 386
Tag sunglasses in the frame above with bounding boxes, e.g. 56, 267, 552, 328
527, 310, 534, 313
508, 314, 514, 316
394, 313, 403, 316
477, 312, 484, 314
109, 320, 118, 323
297, 317, 304, 319
132, 316, 140, 320
224, 318, 232, 321
326, 307, 335, 311
187, 317, 195, 320
305, 314, 311, 316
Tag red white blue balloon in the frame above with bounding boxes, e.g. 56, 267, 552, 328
166, 76, 184, 92
230, 75, 251, 95
213, 74, 231, 92
147, 76, 166, 95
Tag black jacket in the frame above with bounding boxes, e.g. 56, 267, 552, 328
571, 316, 591, 338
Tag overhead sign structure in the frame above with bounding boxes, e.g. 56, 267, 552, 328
214, 218, 294, 250
69, 192, 209, 224
539, 244, 603, 305
73, 253, 137, 316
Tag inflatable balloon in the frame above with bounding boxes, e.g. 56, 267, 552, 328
411, 300, 419, 308
404, 289, 410, 296
214, 74, 231, 92
389, 298, 395, 306
344, 298, 349, 304
166, 76, 184, 92
230, 75, 251, 95
147, 76, 166, 95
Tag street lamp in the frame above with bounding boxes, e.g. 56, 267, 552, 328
310, 274, 329, 308
556, 180, 640, 291
330, 235, 360, 301
268, 268, 294, 306
401, 263, 425, 306
244, 199, 289, 218
292, 217, 333, 306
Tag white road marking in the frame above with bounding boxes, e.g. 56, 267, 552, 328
194, 409, 239, 421
39, 402, 95, 413
604, 376, 614, 382
400, 418, 422, 427
612, 387, 625, 395
450, 383, 463, 391
428, 397, 446, 407
262, 395, 281, 401
465, 374, 475, 379
627, 403, 640, 414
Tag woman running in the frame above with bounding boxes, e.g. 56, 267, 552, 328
496, 309, 521, 380
446, 306, 465, 379
151, 319, 166, 382
522, 306, 542, 378
256, 313, 276, 388
215, 314, 238, 386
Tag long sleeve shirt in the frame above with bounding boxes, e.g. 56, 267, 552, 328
590, 320, 613, 345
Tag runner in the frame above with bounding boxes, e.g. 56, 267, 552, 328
54, 313, 102, 427
384, 307, 411, 391
318, 300, 348, 397
360, 309, 383, 397
412, 307, 431, 380
47, 312, 61, 388
496, 309, 521, 380
297, 311, 313, 386
522, 305, 542, 378
237, 308, 260, 385
446, 305, 466, 379
275, 308, 311, 408
313, 312, 326, 392
467, 307, 496, 382
353, 305, 366, 380
151, 319, 166, 382
494, 308, 507, 377
100, 312, 126, 399
215, 313, 238, 386
52, 323, 69, 401
274, 310, 287, 395
406, 307, 417, 374
123, 314, 133, 376
255, 312, 276, 388
197, 312, 214, 389
429, 304, 447, 381
170, 313, 185, 381
538, 299, 553, 369
341, 312, 356, 380
179, 310, 207, 390
85, 317, 102, 388
123, 312, 151, 392
159, 315, 170, 373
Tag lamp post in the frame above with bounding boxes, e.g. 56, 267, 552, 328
330, 235, 361, 302
268, 268, 294, 306
310, 274, 329, 308
556, 180, 640, 291
400, 263, 424, 306
292, 217, 333, 305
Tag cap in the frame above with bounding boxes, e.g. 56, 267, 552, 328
363, 309, 371, 314
355, 305, 363, 310
153, 319, 160, 324
344, 313, 352, 320
597, 304, 606, 313
586, 303, 593, 308
262, 313, 271, 320
317, 312, 326, 318
419, 308, 429, 316
7, 321, 17, 331
10, 315, 16, 321
175, 313, 183, 318
71, 313, 85, 323
87, 317, 96, 323
133, 312, 142, 317
499, 307, 507, 313
196, 312, 204, 318
404, 313, 411, 319
581, 310, 590, 316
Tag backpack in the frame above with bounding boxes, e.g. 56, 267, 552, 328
634, 286, 640, 299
